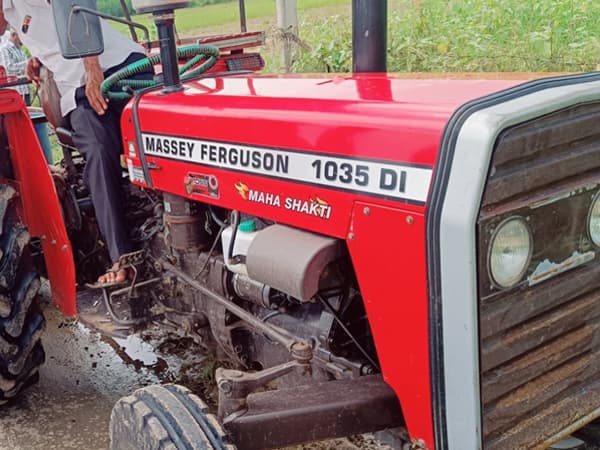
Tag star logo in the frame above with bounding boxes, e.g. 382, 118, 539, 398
235, 182, 249, 199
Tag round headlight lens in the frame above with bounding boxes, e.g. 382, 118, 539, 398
489, 217, 532, 288
590, 192, 600, 247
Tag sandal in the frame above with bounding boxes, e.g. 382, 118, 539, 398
85, 267, 133, 290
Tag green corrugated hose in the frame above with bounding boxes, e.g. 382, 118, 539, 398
101, 44, 220, 100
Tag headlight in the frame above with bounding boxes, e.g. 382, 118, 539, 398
489, 217, 532, 288
590, 192, 600, 247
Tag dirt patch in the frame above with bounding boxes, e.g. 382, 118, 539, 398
156, 335, 197, 355
280, 434, 394, 450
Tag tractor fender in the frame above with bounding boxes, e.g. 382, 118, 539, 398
346, 201, 434, 448
2, 92, 76, 316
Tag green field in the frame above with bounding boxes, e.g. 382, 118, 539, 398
113, 0, 600, 74
293, 0, 600, 73
115, 0, 349, 37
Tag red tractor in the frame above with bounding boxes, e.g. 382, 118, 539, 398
0, 0, 599, 449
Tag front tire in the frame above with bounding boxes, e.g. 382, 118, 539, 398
110, 384, 234, 450
0, 185, 45, 404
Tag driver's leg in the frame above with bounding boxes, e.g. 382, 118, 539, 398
69, 53, 153, 284
69, 98, 133, 278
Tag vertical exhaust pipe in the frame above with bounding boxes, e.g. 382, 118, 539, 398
239, 0, 247, 33
352, 0, 387, 73
153, 11, 182, 92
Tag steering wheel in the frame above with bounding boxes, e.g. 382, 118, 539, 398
101, 44, 220, 100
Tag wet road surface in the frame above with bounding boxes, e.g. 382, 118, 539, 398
0, 292, 163, 450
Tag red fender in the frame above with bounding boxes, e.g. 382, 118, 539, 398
0, 91, 76, 316
347, 202, 434, 448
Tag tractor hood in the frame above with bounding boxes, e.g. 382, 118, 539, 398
125, 74, 522, 171
121, 74, 520, 228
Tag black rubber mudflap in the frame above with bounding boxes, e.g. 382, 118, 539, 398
110, 384, 234, 450
0, 184, 45, 405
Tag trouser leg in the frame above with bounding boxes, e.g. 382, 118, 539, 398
66, 52, 153, 263
69, 105, 132, 263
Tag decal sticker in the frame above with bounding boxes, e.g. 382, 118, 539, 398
184, 172, 219, 198
126, 159, 145, 183
142, 133, 432, 204
127, 141, 136, 158
235, 182, 332, 220
235, 181, 250, 199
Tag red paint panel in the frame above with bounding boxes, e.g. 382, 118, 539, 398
1, 94, 76, 316
347, 203, 433, 449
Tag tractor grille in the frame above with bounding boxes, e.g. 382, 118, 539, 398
477, 102, 600, 450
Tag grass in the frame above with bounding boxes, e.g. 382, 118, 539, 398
398, 0, 600, 72
114, 0, 350, 38
293, 0, 600, 73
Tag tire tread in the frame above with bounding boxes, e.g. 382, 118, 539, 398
0, 184, 45, 404
110, 384, 232, 450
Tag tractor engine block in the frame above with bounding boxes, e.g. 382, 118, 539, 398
151, 194, 378, 383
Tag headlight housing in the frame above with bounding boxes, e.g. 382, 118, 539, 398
589, 191, 600, 247
488, 217, 533, 288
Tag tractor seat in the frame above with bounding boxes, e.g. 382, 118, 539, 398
55, 126, 76, 149
55, 126, 79, 178
55, 126, 129, 181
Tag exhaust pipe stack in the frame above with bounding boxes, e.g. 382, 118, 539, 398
352, 0, 387, 73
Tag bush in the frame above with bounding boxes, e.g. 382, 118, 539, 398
292, 15, 352, 73
292, 0, 600, 73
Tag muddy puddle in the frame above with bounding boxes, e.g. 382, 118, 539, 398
99, 324, 221, 409
101, 334, 168, 374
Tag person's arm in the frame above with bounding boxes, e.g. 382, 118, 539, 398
25, 57, 40, 85
83, 55, 107, 115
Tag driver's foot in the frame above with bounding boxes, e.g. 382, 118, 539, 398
97, 262, 130, 284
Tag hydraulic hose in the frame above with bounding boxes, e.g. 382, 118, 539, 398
209, 206, 228, 228
101, 44, 220, 100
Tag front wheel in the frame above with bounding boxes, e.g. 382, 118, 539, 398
110, 384, 234, 450
0, 185, 45, 404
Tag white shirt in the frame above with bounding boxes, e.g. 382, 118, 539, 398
0, 40, 29, 96
0, 30, 10, 45
2, 0, 143, 115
